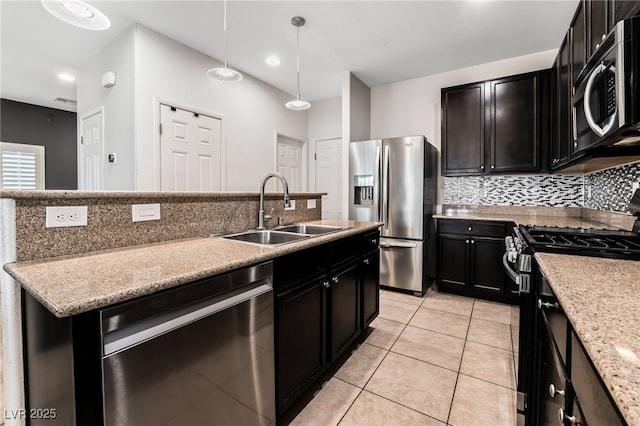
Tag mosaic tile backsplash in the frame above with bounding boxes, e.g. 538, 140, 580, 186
443, 161, 640, 213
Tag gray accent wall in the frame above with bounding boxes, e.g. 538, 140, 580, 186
1, 98, 77, 189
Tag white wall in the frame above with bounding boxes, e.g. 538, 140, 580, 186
133, 25, 308, 191
307, 96, 341, 191
370, 49, 558, 206
77, 25, 136, 190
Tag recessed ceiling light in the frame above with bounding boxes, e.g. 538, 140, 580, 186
266, 56, 281, 66
57, 73, 76, 82
41, 0, 111, 31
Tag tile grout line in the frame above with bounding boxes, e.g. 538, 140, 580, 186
445, 297, 476, 426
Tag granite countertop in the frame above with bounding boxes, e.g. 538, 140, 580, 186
535, 252, 640, 425
3, 220, 380, 318
435, 206, 637, 231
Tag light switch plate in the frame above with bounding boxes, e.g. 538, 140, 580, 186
45, 206, 88, 228
285, 200, 296, 211
132, 203, 161, 222
307, 199, 317, 209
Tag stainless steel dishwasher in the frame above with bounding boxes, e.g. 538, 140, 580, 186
100, 262, 275, 426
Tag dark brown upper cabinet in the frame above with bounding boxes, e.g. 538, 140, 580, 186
571, 1, 587, 86
551, 33, 573, 170
441, 71, 547, 176
609, 0, 640, 28
589, 1, 610, 58
441, 82, 486, 175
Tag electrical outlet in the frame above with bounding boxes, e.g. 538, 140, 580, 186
46, 206, 88, 228
632, 181, 640, 193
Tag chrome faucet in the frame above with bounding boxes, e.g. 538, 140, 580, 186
258, 172, 291, 230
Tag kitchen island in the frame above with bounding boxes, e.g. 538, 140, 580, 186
4, 218, 381, 426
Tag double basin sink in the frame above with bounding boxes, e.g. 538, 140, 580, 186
220, 224, 347, 246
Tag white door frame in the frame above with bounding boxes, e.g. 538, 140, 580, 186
273, 130, 308, 191
153, 97, 226, 190
78, 105, 105, 190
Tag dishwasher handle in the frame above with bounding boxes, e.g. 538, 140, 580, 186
103, 279, 272, 357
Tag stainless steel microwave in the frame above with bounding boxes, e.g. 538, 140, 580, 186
573, 16, 640, 154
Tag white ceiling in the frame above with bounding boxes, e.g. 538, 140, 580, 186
0, 0, 578, 113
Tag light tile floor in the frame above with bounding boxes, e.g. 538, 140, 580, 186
291, 289, 520, 426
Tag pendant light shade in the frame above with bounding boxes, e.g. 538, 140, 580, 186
286, 16, 310, 111
207, 0, 243, 83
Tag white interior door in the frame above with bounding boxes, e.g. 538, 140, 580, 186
79, 108, 104, 190
276, 135, 304, 191
160, 104, 221, 191
315, 138, 343, 219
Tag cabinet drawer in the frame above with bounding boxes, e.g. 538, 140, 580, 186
329, 235, 361, 266
274, 245, 328, 291
438, 219, 508, 238
570, 332, 624, 425
361, 230, 380, 255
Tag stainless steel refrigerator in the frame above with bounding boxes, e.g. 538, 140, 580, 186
349, 136, 438, 296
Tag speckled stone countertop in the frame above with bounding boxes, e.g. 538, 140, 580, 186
436, 205, 637, 231
3, 220, 380, 318
535, 253, 640, 425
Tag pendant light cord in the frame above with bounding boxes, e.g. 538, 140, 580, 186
223, 0, 228, 68
296, 25, 301, 100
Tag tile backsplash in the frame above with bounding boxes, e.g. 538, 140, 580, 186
443, 161, 640, 213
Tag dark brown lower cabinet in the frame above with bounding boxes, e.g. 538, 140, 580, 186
361, 250, 380, 328
329, 263, 360, 362
274, 230, 380, 422
437, 219, 513, 303
276, 276, 327, 415
535, 289, 624, 426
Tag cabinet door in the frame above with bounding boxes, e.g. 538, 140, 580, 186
441, 82, 486, 175
329, 262, 360, 362
469, 237, 506, 295
552, 34, 572, 169
537, 324, 569, 426
361, 250, 380, 328
589, 0, 609, 58
489, 73, 539, 172
437, 234, 469, 292
609, 0, 640, 27
571, 1, 587, 86
276, 278, 327, 413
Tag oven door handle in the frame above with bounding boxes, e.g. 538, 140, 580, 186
584, 63, 617, 137
502, 253, 519, 283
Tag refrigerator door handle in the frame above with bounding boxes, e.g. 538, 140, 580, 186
375, 144, 382, 219
380, 241, 418, 249
382, 144, 390, 230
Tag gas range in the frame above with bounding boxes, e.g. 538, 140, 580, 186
517, 225, 640, 260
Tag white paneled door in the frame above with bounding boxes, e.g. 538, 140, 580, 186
315, 138, 343, 219
160, 104, 221, 191
276, 135, 303, 191
79, 107, 104, 190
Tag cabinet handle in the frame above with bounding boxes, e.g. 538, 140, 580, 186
465, 239, 470, 244
549, 384, 565, 398
468, 226, 472, 231
480, 165, 485, 170
323, 281, 330, 288
370, 239, 377, 244
471, 239, 475, 244
596, 43, 600, 50
490, 165, 495, 170
332, 276, 339, 284
558, 408, 577, 425
602, 33, 606, 41
537, 299, 559, 310
574, 141, 578, 148
364, 259, 370, 265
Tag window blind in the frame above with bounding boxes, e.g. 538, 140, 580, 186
0, 142, 45, 190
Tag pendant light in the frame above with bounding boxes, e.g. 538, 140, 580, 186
286, 16, 311, 111
207, 0, 243, 83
